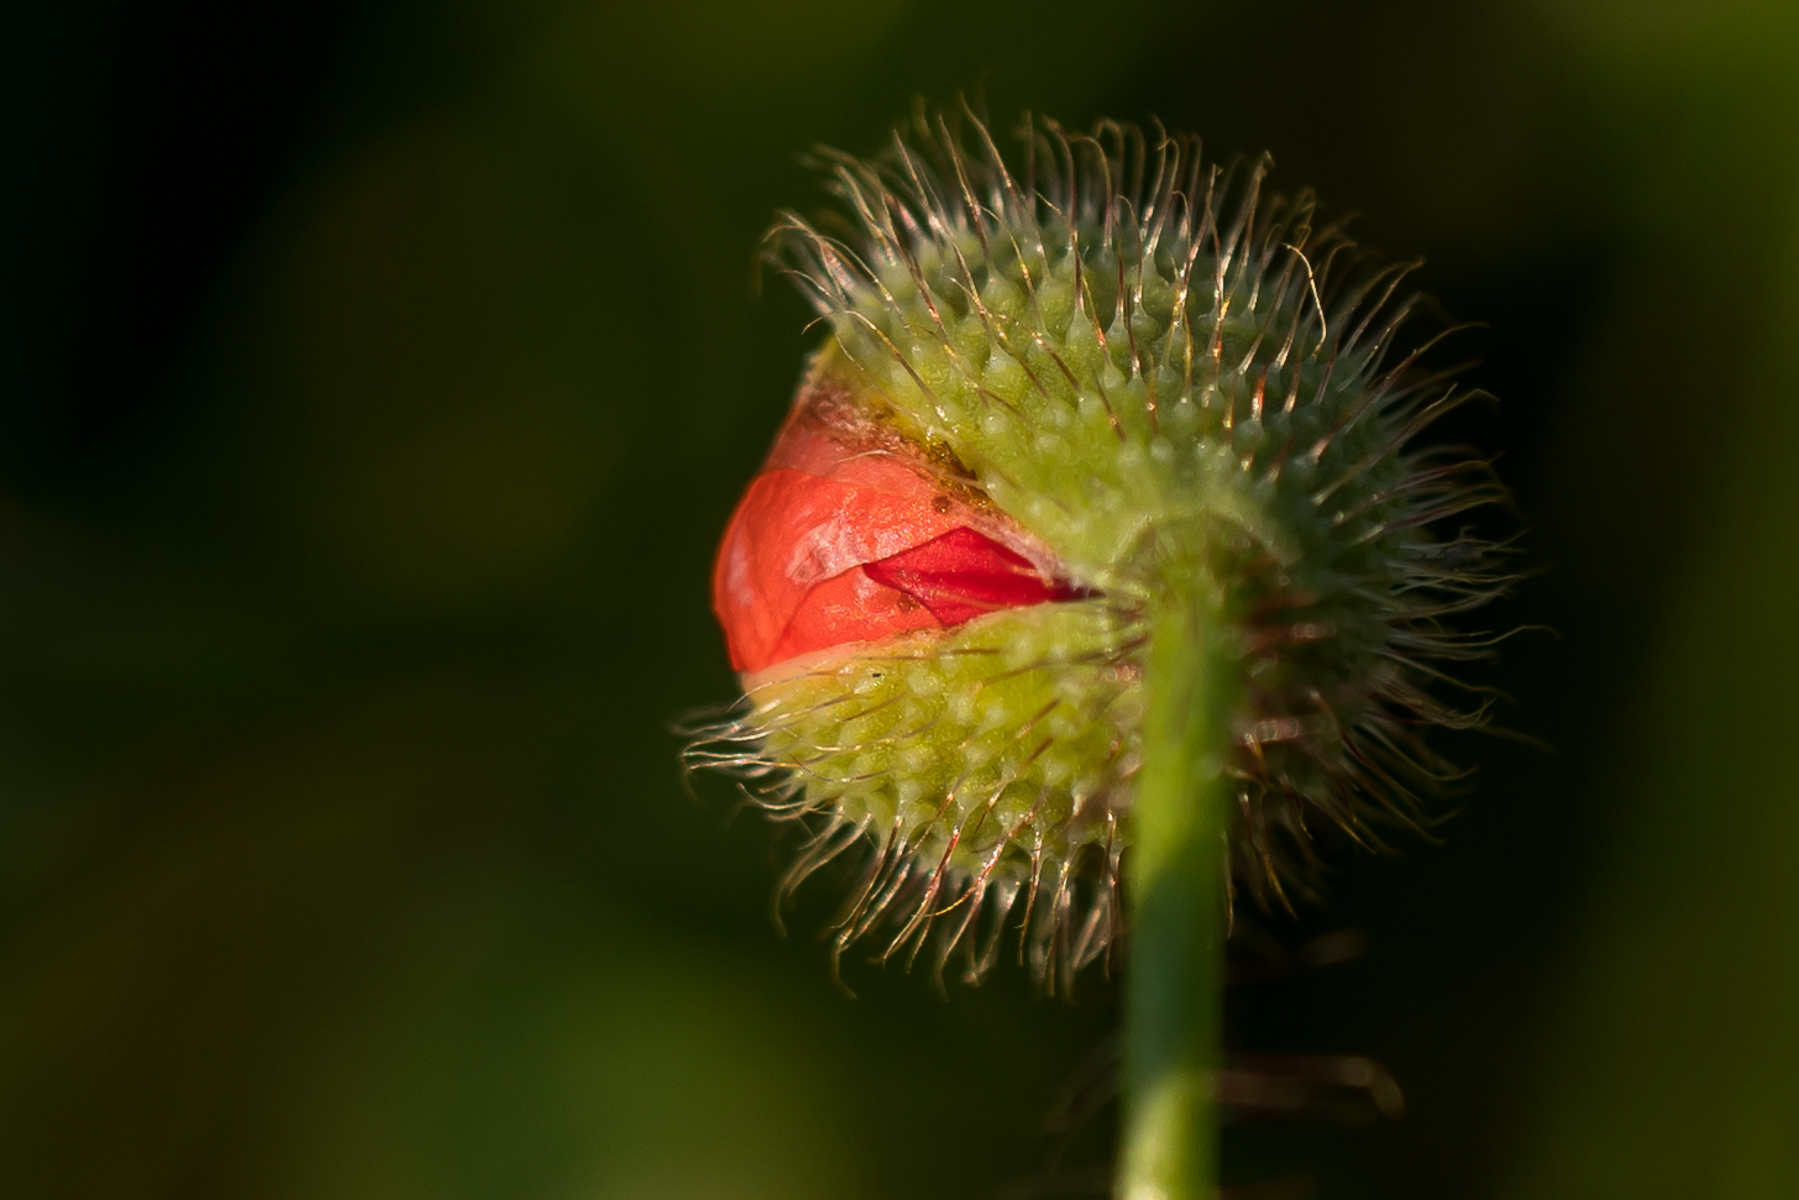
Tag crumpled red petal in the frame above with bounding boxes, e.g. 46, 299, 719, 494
712, 400, 1083, 674
862, 526, 1073, 628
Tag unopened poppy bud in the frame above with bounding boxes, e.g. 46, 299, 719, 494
688, 112, 1510, 990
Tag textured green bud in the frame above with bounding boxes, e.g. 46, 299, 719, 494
691, 113, 1509, 991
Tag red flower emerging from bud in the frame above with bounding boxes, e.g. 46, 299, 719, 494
688, 114, 1515, 1001
712, 375, 1085, 675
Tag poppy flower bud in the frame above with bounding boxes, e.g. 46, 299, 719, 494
689, 113, 1510, 989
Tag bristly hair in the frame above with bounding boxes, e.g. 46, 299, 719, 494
688, 106, 1515, 993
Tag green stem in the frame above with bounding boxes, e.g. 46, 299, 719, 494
1117, 572, 1233, 1200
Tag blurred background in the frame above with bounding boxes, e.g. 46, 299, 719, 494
4, 0, 1798, 1196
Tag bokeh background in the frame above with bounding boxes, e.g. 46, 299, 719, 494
5, 1, 1798, 1196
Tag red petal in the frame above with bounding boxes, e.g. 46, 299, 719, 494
864, 526, 1082, 627
762, 566, 939, 668
712, 397, 1083, 674
712, 461, 964, 672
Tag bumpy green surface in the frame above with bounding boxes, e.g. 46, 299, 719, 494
698, 120, 1505, 981
751, 605, 1135, 854
742, 601, 1135, 978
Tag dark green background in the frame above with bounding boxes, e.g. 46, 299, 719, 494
5, 1, 1797, 1196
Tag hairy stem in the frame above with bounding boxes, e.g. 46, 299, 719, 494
1118, 569, 1233, 1200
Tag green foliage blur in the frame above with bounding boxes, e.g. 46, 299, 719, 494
4, 1, 1797, 1196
